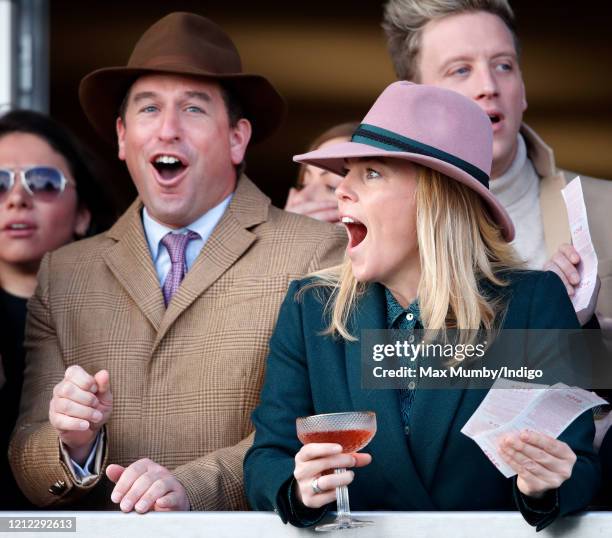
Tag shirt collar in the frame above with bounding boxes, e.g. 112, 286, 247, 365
385, 287, 421, 330
142, 193, 233, 261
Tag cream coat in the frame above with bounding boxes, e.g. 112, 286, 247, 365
524, 125, 612, 333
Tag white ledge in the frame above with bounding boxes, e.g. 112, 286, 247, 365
1, 511, 612, 537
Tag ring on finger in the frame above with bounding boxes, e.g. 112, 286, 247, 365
311, 477, 323, 495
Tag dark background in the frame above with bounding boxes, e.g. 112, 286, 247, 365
49, 1, 612, 213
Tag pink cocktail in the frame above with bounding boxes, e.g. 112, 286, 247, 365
296, 411, 377, 531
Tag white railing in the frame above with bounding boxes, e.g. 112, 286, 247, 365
1, 511, 612, 537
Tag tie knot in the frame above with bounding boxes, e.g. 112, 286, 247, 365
161, 231, 199, 263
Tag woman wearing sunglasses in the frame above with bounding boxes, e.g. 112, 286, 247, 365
0, 109, 116, 508
244, 83, 599, 529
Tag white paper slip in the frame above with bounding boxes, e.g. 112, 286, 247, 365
462, 378, 606, 478
561, 176, 599, 313
461, 379, 546, 437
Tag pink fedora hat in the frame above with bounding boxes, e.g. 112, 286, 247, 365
294, 81, 514, 241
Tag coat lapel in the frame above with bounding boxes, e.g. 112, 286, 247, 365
539, 172, 571, 257
522, 124, 571, 257
345, 283, 435, 508
153, 176, 268, 349
103, 200, 165, 331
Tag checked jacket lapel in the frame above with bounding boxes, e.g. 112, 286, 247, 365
154, 176, 268, 350
102, 177, 269, 352
103, 200, 166, 331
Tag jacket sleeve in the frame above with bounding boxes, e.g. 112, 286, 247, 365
513, 271, 601, 530
244, 280, 329, 525
9, 253, 109, 507
171, 433, 252, 510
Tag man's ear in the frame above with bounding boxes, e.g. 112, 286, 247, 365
521, 81, 528, 113
229, 118, 252, 166
116, 117, 126, 161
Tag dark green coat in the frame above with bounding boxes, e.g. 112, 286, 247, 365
244, 270, 599, 530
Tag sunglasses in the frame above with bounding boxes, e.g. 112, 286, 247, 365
0, 166, 75, 201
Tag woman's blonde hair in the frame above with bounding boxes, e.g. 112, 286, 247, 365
307, 165, 521, 342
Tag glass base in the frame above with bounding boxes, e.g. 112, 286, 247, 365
315, 518, 374, 532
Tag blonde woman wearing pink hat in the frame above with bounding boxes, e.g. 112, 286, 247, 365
244, 82, 598, 529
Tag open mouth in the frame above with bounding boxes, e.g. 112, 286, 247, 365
488, 113, 503, 125
151, 154, 187, 181
341, 216, 368, 248
7, 223, 32, 230
3, 222, 36, 236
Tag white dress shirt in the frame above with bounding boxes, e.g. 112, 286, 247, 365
490, 134, 547, 269
143, 193, 233, 286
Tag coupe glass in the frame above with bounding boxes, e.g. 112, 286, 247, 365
296, 411, 377, 531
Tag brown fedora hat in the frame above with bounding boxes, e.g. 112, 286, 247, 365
79, 12, 286, 144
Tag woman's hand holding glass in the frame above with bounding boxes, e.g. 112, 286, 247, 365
293, 443, 372, 508
499, 430, 577, 498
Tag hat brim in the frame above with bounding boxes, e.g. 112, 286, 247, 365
79, 66, 286, 145
294, 141, 515, 242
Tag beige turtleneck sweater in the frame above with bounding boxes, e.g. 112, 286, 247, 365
490, 135, 547, 269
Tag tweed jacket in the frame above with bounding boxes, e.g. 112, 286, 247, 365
523, 125, 612, 332
245, 271, 600, 531
9, 175, 346, 509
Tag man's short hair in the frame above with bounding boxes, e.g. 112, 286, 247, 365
382, 0, 519, 81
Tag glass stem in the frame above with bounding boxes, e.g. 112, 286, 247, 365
334, 468, 351, 523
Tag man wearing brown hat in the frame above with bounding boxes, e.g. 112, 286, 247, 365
9, 12, 345, 511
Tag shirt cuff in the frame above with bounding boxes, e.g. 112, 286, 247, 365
60, 429, 105, 486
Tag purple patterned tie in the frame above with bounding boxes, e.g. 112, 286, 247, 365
160, 231, 199, 306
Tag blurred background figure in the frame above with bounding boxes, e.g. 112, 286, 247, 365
0, 109, 116, 509
285, 121, 358, 223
